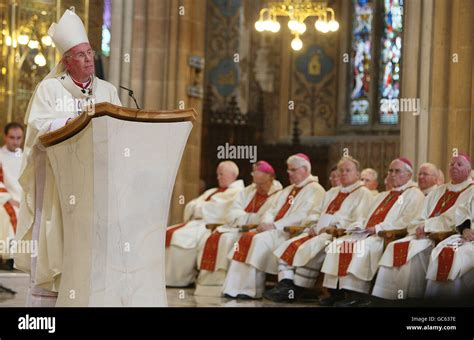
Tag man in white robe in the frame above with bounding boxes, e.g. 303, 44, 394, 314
194, 161, 282, 296
361, 168, 379, 196
264, 156, 374, 303
424, 192, 474, 300
14, 9, 121, 307
321, 157, 425, 306
222, 153, 325, 299
166, 161, 244, 287
372, 154, 473, 300
417, 163, 439, 196
0, 123, 24, 268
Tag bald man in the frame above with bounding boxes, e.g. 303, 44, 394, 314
373, 154, 473, 300
417, 163, 439, 196
166, 161, 244, 287
361, 168, 379, 196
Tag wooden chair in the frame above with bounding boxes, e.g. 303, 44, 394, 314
378, 228, 408, 250
205, 223, 223, 231
428, 231, 457, 246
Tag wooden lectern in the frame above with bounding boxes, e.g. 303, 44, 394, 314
39, 103, 196, 307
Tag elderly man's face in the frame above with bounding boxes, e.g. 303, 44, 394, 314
361, 171, 378, 190
216, 164, 237, 188
252, 169, 272, 186
63, 42, 95, 81
449, 156, 471, 184
287, 163, 309, 185
329, 170, 341, 188
388, 160, 412, 188
417, 165, 438, 190
339, 161, 359, 187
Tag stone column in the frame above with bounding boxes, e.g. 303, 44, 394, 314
125, 0, 205, 224
400, 0, 473, 175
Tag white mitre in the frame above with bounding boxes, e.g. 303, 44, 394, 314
48, 9, 89, 55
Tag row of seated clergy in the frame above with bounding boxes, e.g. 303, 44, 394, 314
263, 154, 473, 306
222, 153, 326, 299
194, 161, 283, 296
0, 123, 25, 265
165, 160, 245, 287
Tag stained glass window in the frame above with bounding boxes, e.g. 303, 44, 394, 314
350, 0, 373, 125
378, 0, 403, 124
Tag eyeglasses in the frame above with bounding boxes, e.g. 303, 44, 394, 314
66, 49, 96, 61
287, 166, 303, 173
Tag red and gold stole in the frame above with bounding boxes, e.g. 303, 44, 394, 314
281, 185, 363, 266
165, 187, 228, 248
233, 181, 316, 263
200, 190, 277, 271
393, 183, 472, 267
338, 186, 414, 275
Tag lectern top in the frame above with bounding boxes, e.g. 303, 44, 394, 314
39, 102, 197, 147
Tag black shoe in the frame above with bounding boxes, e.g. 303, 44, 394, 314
6, 259, 14, 271
263, 280, 302, 302
224, 294, 237, 299
318, 295, 336, 306
237, 294, 256, 300
334, 298, 360, 307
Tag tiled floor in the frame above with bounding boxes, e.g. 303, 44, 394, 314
0, 269, 316, 307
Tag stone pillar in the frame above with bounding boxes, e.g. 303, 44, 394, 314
400, 0, 473, 175
120, 0, 205, 224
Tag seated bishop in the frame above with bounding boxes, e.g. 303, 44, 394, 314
222, 153, 326, 299
320, 157, 425, 306
424, 192, 474, 300
194, 161, 282, 296
263, 156, 374, 303
165, 160, 244, 287
372, 154, 473, 300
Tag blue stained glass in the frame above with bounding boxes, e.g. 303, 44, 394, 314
379, 0, 403, 124
350, 0, 373, 125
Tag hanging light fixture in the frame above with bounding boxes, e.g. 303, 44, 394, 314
255, 0, 339, 51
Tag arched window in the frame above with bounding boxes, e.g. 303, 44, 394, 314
350, 0, 404, 126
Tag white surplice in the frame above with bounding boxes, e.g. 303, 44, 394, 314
14, 72, 121, 307
194, 180, 282, 296
222, 175, 325, 298
165, 179, 245, 287
322, 180, 425, 294
373, 179, 473, 300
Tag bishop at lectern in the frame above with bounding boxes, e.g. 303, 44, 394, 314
14, 8, 121, 307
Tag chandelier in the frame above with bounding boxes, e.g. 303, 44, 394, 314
255, 1, 339, 51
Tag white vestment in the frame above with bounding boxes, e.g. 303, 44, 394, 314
273, 181, 374, 288
222, 175, 325, 298
322, 180, 425, 294
0, 146, 23, 259
194, 180, 282, 296
372, 179, 473, 300
14, 72, 121, 307
425, 193, 474, 298
165, 179, 244, 287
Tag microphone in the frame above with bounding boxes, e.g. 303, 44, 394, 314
119, 85, 141, 109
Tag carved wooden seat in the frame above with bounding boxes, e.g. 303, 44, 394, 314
325, 227, 346, 238
239, 224, 258, 232
428, 231, 457, 246
283, 226, 306, 237
205, 223, 223, 231
378, 228, 408, 249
